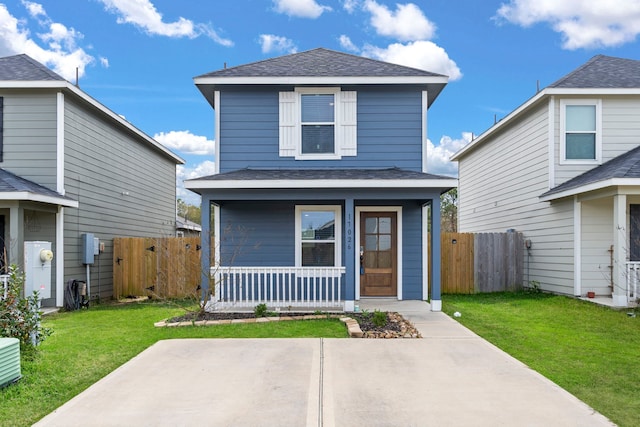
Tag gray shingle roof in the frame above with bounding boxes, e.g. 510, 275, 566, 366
541, 145, 640, 198
196, 48, 447, 79
191, 167, 454, 181
549, 55, 640, 89
0, 168, 73, 200
0, 54, 66, 81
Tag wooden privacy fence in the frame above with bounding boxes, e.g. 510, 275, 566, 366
441, 232, 524, 294
113, 237, 201, 299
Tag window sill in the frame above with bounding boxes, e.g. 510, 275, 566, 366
559, 158, 601, 166
295, 154, 342, 160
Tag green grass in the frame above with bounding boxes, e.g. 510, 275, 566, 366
0, 300, 347, 427
443, 292, 640, 427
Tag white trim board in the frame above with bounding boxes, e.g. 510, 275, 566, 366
186, 178, 458, 190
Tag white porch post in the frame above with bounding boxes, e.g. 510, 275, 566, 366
612, 194, 628, 306
55, 207, 64, 307
573, 196, 581, 297
9, 204, 23, 269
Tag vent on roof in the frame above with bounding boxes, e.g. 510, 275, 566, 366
0, 338, 21, 388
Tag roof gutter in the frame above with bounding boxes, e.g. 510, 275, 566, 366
185, 178, 458, 190
539, 177, 640, 202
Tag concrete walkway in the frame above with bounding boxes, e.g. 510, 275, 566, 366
35, 300, 614, 427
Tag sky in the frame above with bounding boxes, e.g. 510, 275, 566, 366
2, 0, 640, 205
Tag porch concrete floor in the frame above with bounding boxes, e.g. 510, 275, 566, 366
34, 300, 614, 427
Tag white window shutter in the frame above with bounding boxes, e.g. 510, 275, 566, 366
279, 92, 298, 157
339, 91, 357, 156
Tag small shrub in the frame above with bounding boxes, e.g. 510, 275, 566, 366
372, 310, 387, 328
254, 303, 268, 317
0, 265, 51, 349
527, 280, 541, 294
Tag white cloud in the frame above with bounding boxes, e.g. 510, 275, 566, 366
176, 160, 217, 204
0, 2, 96, 81
273, 0, 332, 18
362, 41, 462, 80
22, 1, 45, 18
364, 0, 435, 41
339, 34, 358, 52
427, 133, 474, 176
495, 0, 640, 49
259, 34, 298, 54
154, 130, 215, 156
98, 0, 233, 46
343, 0, 360, 13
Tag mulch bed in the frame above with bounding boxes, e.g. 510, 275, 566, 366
167, 310, 421, 338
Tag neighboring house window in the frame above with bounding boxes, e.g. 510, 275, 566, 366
560, 99, 601, 163
279, 88, 356, 159
295, 205, 342, 267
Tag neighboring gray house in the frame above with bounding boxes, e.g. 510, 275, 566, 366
186, 48, 455, 311
176, 215, 201, 237
0, 54, 184, 307
452, 55, 640, 307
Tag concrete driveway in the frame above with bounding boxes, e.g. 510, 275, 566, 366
34, 302, 614, 427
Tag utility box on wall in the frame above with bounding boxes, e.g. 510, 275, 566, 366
81, 233, 95, 265
24, 241, 53, 299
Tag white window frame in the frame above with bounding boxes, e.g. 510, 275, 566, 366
295, 87, 341, 160
559, 99, 602, 165
295, 205, 342, 267
279, 88, 356, 160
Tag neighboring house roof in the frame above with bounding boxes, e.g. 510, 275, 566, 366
194, 47, 448, 108
451, 54, 640, 161
176, 216, 202, 233
549, 55, 640, 88
0, 54, 184, 164
0, 54, 65, 81
0, 168, 78, 207
540, 145, 640, 201
186, 167, 457, 192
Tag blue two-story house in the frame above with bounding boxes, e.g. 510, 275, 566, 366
185, 48, 455, 312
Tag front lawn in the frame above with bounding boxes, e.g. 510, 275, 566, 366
0, 300, 347, 427
443, 292, 640, 427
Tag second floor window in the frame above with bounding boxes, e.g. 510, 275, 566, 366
301, 94, 335, 154
279, 88, 356, 159
566, 105, 595, 159
560, 99, 601, 164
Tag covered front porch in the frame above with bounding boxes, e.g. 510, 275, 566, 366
185, 168, 456, 312
0, 169, 78, 307
574, 192, 640, 307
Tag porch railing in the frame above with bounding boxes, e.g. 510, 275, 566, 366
210, 266, 346, 310
626, 262, 640, 303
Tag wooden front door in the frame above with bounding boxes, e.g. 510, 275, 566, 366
360, 212, 397, 296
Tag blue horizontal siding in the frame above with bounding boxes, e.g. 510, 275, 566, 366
219, 88, 423, 172
218, 200, 426, 299
219, 201, 295, 266
401, 203, 423, 300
